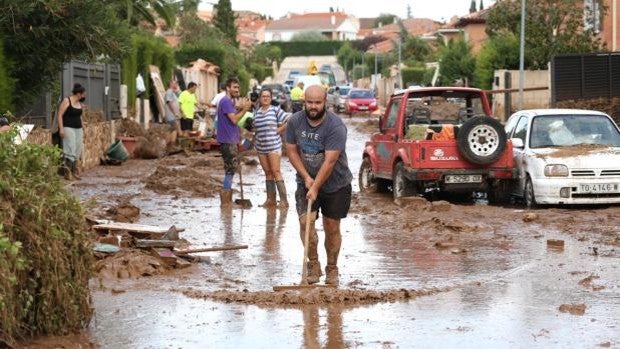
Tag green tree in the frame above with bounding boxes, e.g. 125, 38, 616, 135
0, 0, 131, 108
487, 0, 605, 69
213, 0, 239, 47
250, 43, 282, 66
402, 36, 432, 63
479, 0, 484, 10
374, 13, 398, 28
290, 31, 328, 42
0, 35, 14, 112
108, 0, 178, 27
470, 0, 477, 13
437, 36, 476, 86
474, 32, 520, 89
336, 42, 363, 77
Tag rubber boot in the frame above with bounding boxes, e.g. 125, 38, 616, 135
260, 180, 277, 208
325, 265, 339, 285
71, 160, 82, 180
62, 158, 73, 181
299, 212, 321, 284
219, 189, 233, 208
275, 180, 289, 208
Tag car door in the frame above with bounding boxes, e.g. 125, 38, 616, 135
509, 114, 530, 196
375, 97, 403, 176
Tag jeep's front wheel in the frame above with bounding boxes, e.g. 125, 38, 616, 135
359, 157, 377, 193
392, 162, 415, 199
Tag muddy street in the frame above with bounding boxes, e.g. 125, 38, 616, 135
71, 116, 619, 348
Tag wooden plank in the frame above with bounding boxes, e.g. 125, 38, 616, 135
93, 222, 170, 234
149, 65, 167, 119
174, 244, 248, 255
136, 239, 176, 248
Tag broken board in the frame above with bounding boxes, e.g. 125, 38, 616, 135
93, 222, 169, 239
149, 65, 167, 119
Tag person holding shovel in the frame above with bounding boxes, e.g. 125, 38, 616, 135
217, 77, 252, 207
253, 87, 291, 208
285, 85, 352, 285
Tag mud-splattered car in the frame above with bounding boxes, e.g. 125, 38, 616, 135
505, 109, 620, 207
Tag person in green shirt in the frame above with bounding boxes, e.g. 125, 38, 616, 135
178, 82, 198, 135
290, 82, 304, 113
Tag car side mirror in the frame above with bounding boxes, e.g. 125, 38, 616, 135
511, 138, 524, 148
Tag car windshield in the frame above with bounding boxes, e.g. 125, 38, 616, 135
349, 90, 373, 98
530, 114, 620, 148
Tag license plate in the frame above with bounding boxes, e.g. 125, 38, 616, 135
358, 106, 368, 110
579, 183, 619, 193
445, 175, 483, 184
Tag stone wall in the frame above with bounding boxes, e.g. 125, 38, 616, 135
81, 121, 116, 170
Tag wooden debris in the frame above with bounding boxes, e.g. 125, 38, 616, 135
174, 244, 248, 255
136, 239, 176, 248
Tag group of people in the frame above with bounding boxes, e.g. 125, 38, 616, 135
55, 78, 353, 286
214, 78, 353, 285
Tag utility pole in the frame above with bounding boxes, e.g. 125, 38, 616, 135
518, 0, 526, 110
398, 38, 402, 89
374, 52, 378, 91
362, 54, 365, 78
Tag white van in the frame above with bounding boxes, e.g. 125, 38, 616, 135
293, 75, 322, 91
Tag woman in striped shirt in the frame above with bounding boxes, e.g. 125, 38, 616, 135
254, 88, 291, 207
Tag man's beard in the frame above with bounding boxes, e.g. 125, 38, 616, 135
306, 106, 326, 121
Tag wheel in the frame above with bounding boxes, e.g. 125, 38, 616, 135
359, 157, 388, 193
359, 157, 377, 193
524, 177, 538, 208
457, 117, 507, 165
392, 162, 416, 199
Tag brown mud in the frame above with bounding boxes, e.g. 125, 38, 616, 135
176, 286, 450, 306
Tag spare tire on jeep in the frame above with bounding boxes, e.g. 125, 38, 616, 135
457, 116, 506, 165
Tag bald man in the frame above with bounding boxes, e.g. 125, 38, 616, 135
285, 85, 353, 285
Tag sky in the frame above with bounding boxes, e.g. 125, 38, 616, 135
199, 0, 497, 23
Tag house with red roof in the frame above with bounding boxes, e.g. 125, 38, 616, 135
437, 8, 490, 54
265, 12, 359, 42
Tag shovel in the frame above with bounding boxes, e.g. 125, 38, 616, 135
234, 158, 252, 208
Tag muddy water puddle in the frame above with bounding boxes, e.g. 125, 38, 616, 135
74, 116, 620, 347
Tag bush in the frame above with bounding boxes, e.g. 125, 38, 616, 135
0, 130, 93, 343
402, 67, 428, 87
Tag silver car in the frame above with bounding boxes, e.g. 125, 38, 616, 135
332, 85, 351, 112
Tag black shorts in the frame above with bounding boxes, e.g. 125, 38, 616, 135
180, 118, 193, 131
219, 143, 238, 175
295, 184, 352, 219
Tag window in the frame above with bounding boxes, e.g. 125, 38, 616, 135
584, 0, 601, 33
513, 116, 528, 143
385, 98, 402, 129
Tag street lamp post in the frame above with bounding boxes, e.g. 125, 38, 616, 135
518, 0, 526, 110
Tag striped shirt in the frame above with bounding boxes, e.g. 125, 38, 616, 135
253, 105, 290, 154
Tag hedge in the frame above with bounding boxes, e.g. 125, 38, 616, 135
269, 41, 346, 57
121, 33, 176, 103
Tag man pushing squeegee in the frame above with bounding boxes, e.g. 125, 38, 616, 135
273, 85, 353, 291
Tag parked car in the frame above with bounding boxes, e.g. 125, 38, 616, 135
344, 88, 378, 115
284, 79, 294, 89
261, 83, 291, 112
505, 109, 620, 207
288, 70, 301, 79
330, 85, 351, 112
360, 87, 516, 201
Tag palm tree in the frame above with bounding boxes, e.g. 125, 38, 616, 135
114, 0, 179, 27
